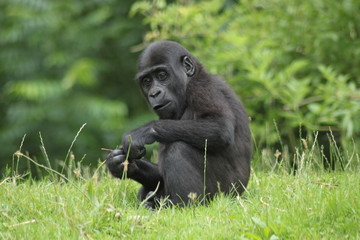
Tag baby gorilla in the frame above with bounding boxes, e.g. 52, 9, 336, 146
106, 41, 252, 208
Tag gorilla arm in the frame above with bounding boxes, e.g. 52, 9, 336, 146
122, 116, 235, 159
153, 117, 234, 149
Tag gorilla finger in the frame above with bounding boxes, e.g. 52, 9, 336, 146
106, 156, 126, 169
107, 148, 125, 159
129, 146, 146, 159
117, 147, 125, 154
107, 154, 126, 164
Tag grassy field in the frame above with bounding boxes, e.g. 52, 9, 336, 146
1, 160, 359, 239
1, 131, 360, 239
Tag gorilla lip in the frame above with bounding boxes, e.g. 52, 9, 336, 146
153, 102, 171, 111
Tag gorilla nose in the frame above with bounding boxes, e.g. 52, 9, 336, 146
149, 87, 164, 99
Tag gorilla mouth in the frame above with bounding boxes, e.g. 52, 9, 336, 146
153, 102, 171, 111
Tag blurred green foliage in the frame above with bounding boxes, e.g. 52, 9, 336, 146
1, 0, 359, 175
0, 0, 150, 173
133, 0, 360, 151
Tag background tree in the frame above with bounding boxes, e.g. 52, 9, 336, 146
132, 0, 360, 168
1, 0, 359, 175
0, 0, 151, 174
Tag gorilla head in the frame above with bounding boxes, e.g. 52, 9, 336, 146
136, 41, 201, 119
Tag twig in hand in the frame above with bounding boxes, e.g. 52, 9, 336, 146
101, 148, 114, 152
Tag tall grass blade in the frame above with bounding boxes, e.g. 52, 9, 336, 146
15, 151, 92, 203
62, 123, 87, 175
13, 134, 27, 176
39, 132, 55, 179
203, 139, 208, 201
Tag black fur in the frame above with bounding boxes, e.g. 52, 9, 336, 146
106, 41, 252, 207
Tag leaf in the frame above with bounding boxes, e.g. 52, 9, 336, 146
129, 2, 152, 17
5, 80, 64, 101
251, 217, 267, 229
270, 234, 279, 240
87, 180, 95, 202
244, 232, 262, 240
284, 60, 308, 77
62, 58, 98, 89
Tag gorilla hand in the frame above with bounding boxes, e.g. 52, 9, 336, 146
106, 148, 139, 178
122, 122, 156, 159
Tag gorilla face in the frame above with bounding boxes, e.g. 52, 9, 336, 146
136, 47, 196, 120
137, 65, 183, 119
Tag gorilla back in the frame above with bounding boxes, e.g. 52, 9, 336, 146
106, 41, 252, 207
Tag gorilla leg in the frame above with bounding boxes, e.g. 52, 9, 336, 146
160, 142, 205, 205
137, 185, 167, 209
138, 186, 153, 201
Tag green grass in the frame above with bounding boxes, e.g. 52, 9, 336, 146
1, 130, 359, 239
1, 168, 359, 239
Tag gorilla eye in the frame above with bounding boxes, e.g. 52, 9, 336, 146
157, 71, 167, 81
141, 77, 152, 87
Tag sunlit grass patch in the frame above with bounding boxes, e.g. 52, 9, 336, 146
1, 129, 359, 239
1, 162, 359, 239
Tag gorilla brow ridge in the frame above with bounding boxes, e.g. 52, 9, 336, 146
136, 64, 169, 81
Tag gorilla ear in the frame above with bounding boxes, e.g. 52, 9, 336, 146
182, 56, 195, 77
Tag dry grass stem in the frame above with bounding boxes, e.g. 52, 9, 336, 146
10, 219, 36, 228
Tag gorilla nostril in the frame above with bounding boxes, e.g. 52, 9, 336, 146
151, 91, 160, 97
150, 88, 163, 98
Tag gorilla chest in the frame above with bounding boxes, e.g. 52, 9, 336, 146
157, 142, 204, 173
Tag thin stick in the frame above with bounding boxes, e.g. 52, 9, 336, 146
101, 148, 114, 152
